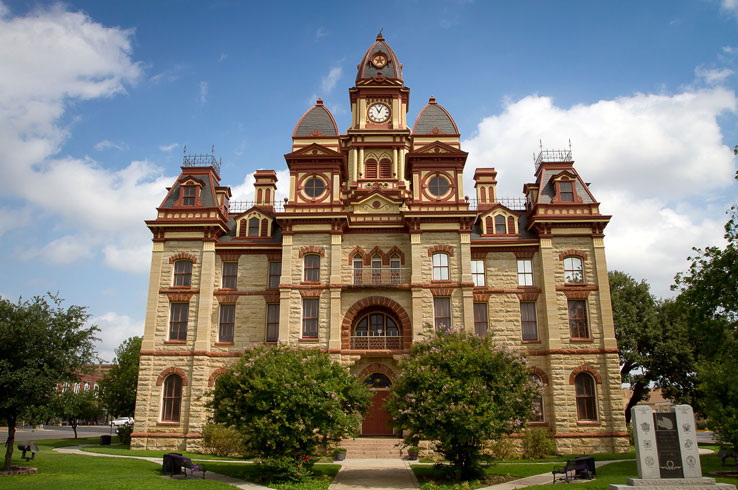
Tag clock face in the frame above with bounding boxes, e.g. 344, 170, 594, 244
368, 103, 390, 123
372, 53, 387, 68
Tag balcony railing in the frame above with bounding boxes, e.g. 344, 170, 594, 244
350, 335, 402, 350
229, 200, 286, 213
344, 267, 410, 286
467, 197, 527, 211
183, 152, 221, 175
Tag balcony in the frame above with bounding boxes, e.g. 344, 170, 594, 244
344, 267, 410, 286
350, 335, 402, 350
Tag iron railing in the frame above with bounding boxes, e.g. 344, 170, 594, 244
229, 200, 286, 213
350, 335, 402, 350
183, 153, 221, 175
534, 148, 573, 171
467, 197, 526, 211
344, 267, 411, 286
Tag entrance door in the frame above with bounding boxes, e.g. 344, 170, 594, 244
362, 391, 393, 435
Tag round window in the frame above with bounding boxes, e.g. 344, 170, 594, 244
428, 176, 449, 197
304, 177, 325, 198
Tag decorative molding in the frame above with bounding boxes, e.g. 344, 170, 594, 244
218, 254, 241, 262
169, 252, 198, 264
470, 250, 487, 260
563, 290, 591, 300
514, 249, 537, 259
427, 244, 455, 257
156, 367, 189, 387
558, 249, 589, 261
473, 291, 491, 302
167, 293, 193, 302
569, 365, 602, 384
215, 295, 238, 304
298, 246, 325, 258
299, 289, 323, 298
529, 367, 549, 385
347, 246, 366, 265
430, 287, 454, 297
517, 291, 540, 302
208, 367, 228, 387
357, 362, 396, 381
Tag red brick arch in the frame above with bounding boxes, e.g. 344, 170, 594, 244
156, 367, 188, 387
341, 296, 411, 350
529, 367, 549, 385
569, 365, 602, 385
169, 252, 198, 264
208, 367, 228, 387
427, 244, 454, 257
298, 246, 325, 258
347, 246, 366, 265
385, 246, 405, 265
558, 250, 588, 261
357, 362, 396, 381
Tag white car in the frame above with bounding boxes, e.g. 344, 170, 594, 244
111, 417, 134, 427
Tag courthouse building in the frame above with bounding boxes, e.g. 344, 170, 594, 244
132, 34, 628, 454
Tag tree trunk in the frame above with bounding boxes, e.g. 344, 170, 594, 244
3, 416, 16, 471
624, 381, 649, 424
72, 420, 78, 439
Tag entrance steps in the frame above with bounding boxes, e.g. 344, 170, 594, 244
340, 437, 405, 459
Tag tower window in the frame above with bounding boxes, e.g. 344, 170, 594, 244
161, 375, 182, 422
173, 260, 192, 287
222, 262, 237, 289
568, 299, 589, 339
182, 186, 196, 206
428, 176, 449, 197
575, 373, 597, 421
365, 161, 378, 179
564, 257, 584, 283
379, 160, 392, 178
471, 259, 485, 287
559, 181, 574, 202
304, 177, 325, 198
304, 255, 320, 282
218, 304, 235, 342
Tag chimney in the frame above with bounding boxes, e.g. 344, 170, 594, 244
473, 168, 497, 210
253, 170, 278, 209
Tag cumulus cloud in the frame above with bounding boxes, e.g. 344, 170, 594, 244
91, 311, 144, 362
94, 139, 126, 151
315, 27, 327, 40
159, 142, 178, 152
695, 66, 734, 85
230, 168, 291, 204
0, 207, 31, 237
321, 66, 342, 93
722, 0, 738, 18
462, 89, 737, 297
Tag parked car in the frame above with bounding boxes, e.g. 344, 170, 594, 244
111, 417, 134, 427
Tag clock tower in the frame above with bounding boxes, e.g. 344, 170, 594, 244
344, 32, 412, 201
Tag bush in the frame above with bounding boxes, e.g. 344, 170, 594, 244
117, 424, 133, 445
208, 345, 371, 479
521, 428, 556, 459
202, 423, 246, 457
386, 328, 540, 478
487, 437, 517, 460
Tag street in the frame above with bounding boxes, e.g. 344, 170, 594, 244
0, 425, 113, 443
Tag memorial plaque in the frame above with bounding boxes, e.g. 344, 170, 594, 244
632, 405, 660, 479
653, 412, 684, 478
674, 404, 702, 478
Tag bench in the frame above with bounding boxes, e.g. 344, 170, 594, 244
162, 453, 206, 479
552, 455, 595, 483
17, 441, 38, 461
718, 448, 737, 467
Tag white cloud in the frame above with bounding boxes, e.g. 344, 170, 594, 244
102, 234, 153, 274
0, 207, 31, 237
200, 81, 208, 104
461, 88, 737, 297
90, 311, 144, 362
159, 142, 178, 152
695, 66, 735, 85
231, 168, 291, 204
94, 139, 126, 151
321, 66, 342, 93
722, 0, 738, 18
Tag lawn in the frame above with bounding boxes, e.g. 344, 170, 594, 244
81, 443, 237, 461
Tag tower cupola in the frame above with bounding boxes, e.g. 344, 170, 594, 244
355, 32, 403, 84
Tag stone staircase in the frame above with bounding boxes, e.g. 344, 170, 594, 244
339, 437, 406, 459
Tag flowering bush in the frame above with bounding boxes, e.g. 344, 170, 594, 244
386, 328, 540, 478
207, 345, 371, 480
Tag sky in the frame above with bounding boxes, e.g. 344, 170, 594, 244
0, 1, 736, 362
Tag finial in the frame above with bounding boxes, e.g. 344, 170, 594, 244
183, 144, 187, 155
376, 29, 384, 40
316, 98, 323, 106
211, 144, 215, 154
539, 139, 543, 152
429, 96, 436, 104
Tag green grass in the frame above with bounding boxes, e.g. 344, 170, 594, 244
205, 462, 341, 490
81, 444, 236, 461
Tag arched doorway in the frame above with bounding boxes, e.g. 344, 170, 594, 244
362, 372, 394, 435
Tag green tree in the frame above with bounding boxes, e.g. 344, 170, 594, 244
208, 345, 371, 479
385, 329, 539, 479
0, 294, 99, 470
100, 336, 142, 418
53, 388, 103, 439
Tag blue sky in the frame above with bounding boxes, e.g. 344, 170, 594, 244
0, 1, 736, 361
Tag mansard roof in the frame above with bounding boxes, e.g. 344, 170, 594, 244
292, 99, 339, 138
413, 97, 459, 135
355, 32, 403, 83
161, 175, 216, 208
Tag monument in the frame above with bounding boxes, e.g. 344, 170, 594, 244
610, 404, 736, 489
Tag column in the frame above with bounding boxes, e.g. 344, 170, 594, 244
459, 233, 474, 334
194, 241, 216, 352
329, 233, 343, 350
279, 235, 293, 343
141, 242, 165, 351
410, 233, 424, 340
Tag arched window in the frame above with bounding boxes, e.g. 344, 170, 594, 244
390, 253, 401, 284
371, 254, 382, 284
304, 254, 320, 282
379, 159, 392, 179
494, 215, 506, 234
173, 260, 192, 287
529, 374, 544, 422
365, 160, 378, 179
353, 254, 363, 285
574, 373, 597, 421
248, 217, 260, 237
352, 312, 401, 350
432, 253, 449, 281
365, 373, 392, 389
161, 374, 183, 422
564, 257, 583, 283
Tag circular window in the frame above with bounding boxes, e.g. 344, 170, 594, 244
304, 177, 325, 198
428, 176, 450, 197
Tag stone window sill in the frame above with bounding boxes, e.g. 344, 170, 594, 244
576, 420, 601, 426
214, 341, 234, 346
522, 339, 541, 344
299, 338, 319, 343
570, 338, 594, 343
157, 422, 180, 426
164, 340, 187, 344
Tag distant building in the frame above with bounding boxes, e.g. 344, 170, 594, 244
622, 388, 674, 413
132, 33, 628, 454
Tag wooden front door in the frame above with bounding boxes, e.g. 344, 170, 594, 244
362, 390, 393, 435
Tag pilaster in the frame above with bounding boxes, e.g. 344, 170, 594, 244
459, 232, 474, 333
279, 235, 294, 344
194, 241, 215, 352
141, 241, 165, 351
329, 234, 343, 349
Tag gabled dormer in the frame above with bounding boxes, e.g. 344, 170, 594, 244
283, 143, 345, 207
233, 206, 275, 239
479, 204, 522, 237
405, 141, 468, 204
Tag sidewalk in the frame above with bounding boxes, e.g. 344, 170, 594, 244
481, 459, 632, 489
329, 458, 419, 490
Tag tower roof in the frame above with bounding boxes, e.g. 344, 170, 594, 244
355, 32, 403, 83
413, 96, 459, 135
292, 99, 339, 138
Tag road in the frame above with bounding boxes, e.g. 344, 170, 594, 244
0, 425, 114, 443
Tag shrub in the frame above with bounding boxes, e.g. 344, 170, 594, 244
521, 428, 556, 459
202, 423, 246, 457
487, 437, 517, 460
117, 424, 133, 445
386, 328, 540, 478
208, 345, 371, 479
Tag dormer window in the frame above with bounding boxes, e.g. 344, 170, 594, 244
182, 186, 196, 206
495, 215, 506, 234
559, 181, 574, 202
248, 217, 260, 237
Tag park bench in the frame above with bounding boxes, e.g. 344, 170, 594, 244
162, 453, 206, 479
552, 455, 595, 483
718, 448, 737, 467
17, 441, 38, 461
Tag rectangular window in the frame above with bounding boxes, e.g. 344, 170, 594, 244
222, 262, 237, 289
266, 303, 280, 342
432, 253, 449, 281
390, 258, 401, 285
568, 299, 589, 339
268, 261, 282, 289
517, 259, 533, 286
379, 161, 392, 179
304, 255, 320, 282
521, 302, 538, 340
173, 260, 192, 287
302, 298, 319, 338
365, 161, 377, 179
169, 303, 188, 341
182, 186, 196, 206
473, 303, 488, 337
371, 256, 382, 285
433, 297, 451, 332
471, 259, 485, 287
559, 181, 574, 202
218, 304, 235, 342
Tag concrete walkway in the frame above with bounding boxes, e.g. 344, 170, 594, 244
329, 458, 419, 490
481, 459, 631, 489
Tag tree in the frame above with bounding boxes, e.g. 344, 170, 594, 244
0, 294, 98, 470
385, 329, 539, 479
53, 388, 103, 439
100, 336, 142, 418
208, 345, 371, 479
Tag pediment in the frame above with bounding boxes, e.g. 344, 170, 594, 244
551, 170, 577, 181
410, 140, 467, 156
480, 203, 521, 219
352, 193, 403, 215
178, 176, 204, 188
232, 206, 273, 221
285, 143, 343, 159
